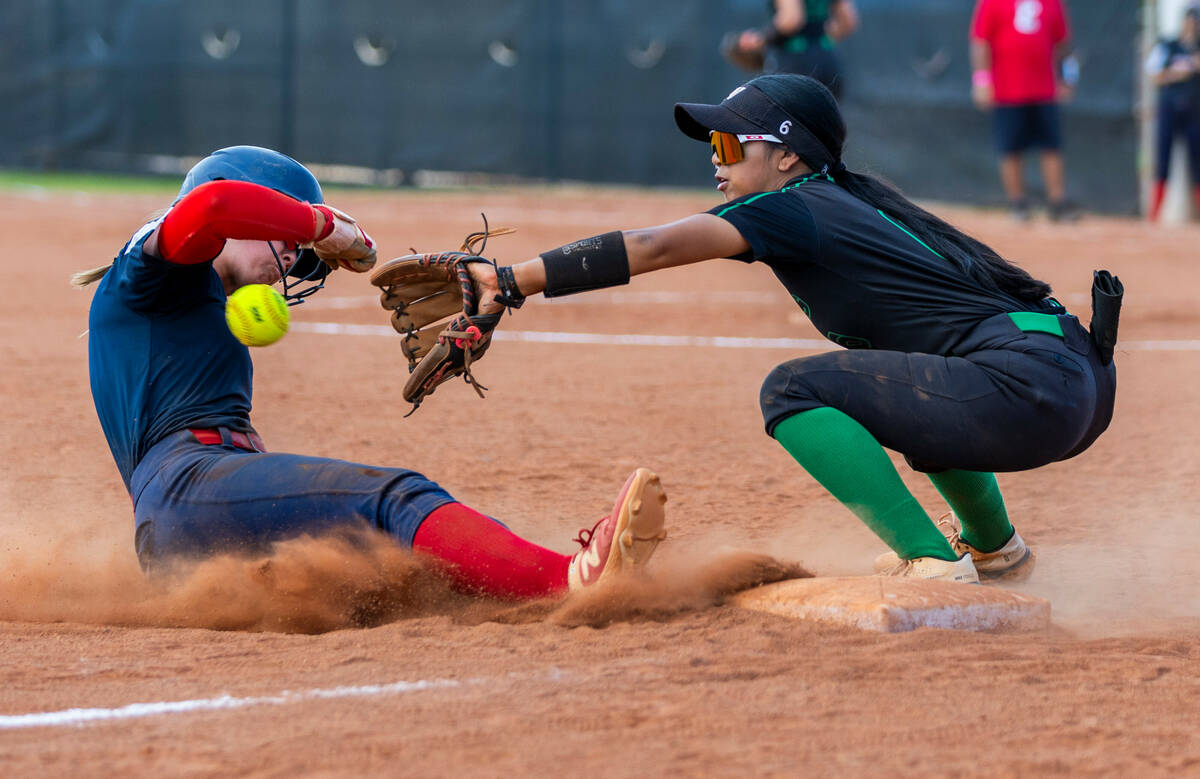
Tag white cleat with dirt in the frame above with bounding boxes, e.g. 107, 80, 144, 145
567, 468, 668, 591
874, 514, 1034, 581
879, 553, 981, 584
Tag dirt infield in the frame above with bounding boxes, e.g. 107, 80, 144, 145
1, 185, 1198, 776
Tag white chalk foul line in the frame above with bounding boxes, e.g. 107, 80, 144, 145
0, 678, 459, 730
289, 322, 1200, 352
300, 291, 786, 310
1123, 340, 1200, 351
292, 322, 829, 350
294, 290, 1099, 311
495, 329, 833, 350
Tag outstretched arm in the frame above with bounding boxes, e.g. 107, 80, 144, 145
470, 214, 750, 313
145, 181, 325, 264
365, 215, 749, 408
143, 181, 374, 273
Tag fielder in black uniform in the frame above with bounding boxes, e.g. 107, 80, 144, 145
733, 0, 859, 98
465, 74, 1120, 583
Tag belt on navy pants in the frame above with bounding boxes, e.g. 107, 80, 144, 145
188, 427, 266, 452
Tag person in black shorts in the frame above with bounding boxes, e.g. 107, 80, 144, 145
464, 74, 1119, 583
991, 102, 1062, 172
1144, 6, 1200, 221
970, 0, 1078, 221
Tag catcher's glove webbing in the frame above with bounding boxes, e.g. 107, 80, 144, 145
368, 218, 516, 412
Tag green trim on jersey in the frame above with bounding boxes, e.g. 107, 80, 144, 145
714, 173, 834, 218
791, 294, 812, 318
826, 331, 872, 349
876, 209, 946, 260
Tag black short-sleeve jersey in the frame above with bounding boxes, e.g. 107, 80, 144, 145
708, 174, 1062, 354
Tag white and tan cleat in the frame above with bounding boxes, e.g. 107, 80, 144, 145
879, 553, 980, 584
567, 468, 668, 591
874, 514, 1034, 581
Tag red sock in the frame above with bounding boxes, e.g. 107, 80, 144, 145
412, 503, 570, 600
1149, 180, 1167, 222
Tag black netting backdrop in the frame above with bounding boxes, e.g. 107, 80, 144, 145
0, 0, 1138, 212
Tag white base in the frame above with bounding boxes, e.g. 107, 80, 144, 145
732, 576, 1050, 633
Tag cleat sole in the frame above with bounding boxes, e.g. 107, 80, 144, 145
613, 468, 667, 574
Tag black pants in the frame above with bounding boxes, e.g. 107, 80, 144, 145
766, 45, 843, 100
759, 314, 1116, 473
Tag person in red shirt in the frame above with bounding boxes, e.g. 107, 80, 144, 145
970, 0, 1078, 221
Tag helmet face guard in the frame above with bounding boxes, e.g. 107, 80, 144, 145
180, 146, 329, 304
274, 246, 331, 306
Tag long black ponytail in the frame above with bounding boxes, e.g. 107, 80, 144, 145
750, 74, 1052, 302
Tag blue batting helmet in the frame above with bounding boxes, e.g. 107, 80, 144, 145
179, 146, 330, 299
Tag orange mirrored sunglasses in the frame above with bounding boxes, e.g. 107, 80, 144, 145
710, 130, 783, 164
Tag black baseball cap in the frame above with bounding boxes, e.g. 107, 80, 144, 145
674, 83, 836, 171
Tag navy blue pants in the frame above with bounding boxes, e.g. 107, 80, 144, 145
130, 429, 455, 568
759, 314, 1116, 473
1154, 95, 1200, 182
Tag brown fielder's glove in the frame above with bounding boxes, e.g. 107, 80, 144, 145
369, 221, 515, 412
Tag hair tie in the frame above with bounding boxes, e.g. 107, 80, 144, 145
820, 161, 848, 178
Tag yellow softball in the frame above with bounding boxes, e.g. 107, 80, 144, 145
225, 284, 290, 347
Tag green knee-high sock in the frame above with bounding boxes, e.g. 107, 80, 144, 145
927, 470, 1013, 552
772, 408, 957, 561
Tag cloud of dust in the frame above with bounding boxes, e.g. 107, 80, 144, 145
1011, 509, 1200, 636
494, 548, 811, 628
0, 528, 809, 634
11, 500, 1190, 639
765, 517, 886, 577
0, 529, 467, 634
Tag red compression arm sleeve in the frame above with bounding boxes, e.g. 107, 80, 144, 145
155, 180, 318, 265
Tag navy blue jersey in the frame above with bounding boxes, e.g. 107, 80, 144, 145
1152, 38, 1200, 112
88, 219, 255, 490
709, 173, 1062, 355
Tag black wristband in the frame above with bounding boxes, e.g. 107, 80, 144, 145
494, 264, 525, 309
540, 231, 630, 298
